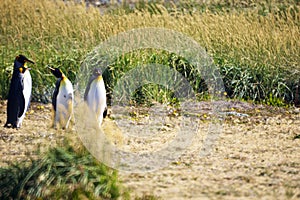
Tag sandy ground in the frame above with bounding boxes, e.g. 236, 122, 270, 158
0, 100, 299, 199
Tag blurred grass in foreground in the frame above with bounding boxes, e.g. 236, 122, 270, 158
0, 140, 123, 199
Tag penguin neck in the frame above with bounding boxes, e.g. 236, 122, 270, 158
60, 75, 68, 85
96, 75, 103, 81
13, 66, 26, 76
60, 75, 66, 80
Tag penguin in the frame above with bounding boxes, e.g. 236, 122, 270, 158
4, 55, 34, 129
48, 66, 74, 129
84, 68, 107, 127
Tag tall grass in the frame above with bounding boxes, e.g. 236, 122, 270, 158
0, 141, 121, 199
0, 0, 299, 104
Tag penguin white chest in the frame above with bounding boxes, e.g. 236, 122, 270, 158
57, 79, 73, 104
17, 70, 32, 127
22, 70, 32, 107
86, 79, 106, 125
55, 78, 73, 129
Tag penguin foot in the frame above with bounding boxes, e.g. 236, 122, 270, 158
4, 123, 19, 129
12, 124, 19, 129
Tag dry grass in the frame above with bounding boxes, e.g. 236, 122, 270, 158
1, 2, 299, 199
0, 0, 299, 102
0, 100, 299, 199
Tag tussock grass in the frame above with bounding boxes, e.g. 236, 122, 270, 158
0, 140, 121, 199
0, 0, 299, 104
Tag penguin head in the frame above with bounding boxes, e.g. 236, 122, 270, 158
14, 55, 34, 70
15, 55, 35, 64
48, 66, 64, 78
92, 68, 103, 76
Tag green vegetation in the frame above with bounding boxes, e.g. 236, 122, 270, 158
0, 0, 299, 105
0, 1, 299, 198
0, 140, 122, 199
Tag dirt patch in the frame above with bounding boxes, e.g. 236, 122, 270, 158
0, 100, 299, 199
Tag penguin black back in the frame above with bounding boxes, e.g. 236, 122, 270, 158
48, 66, 64, 112
5, 67, 26, 127
5, 55, 34, 128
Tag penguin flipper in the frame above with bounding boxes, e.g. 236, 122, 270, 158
18, 75, 26, 118
17, 95, 26, 118
84, 76, 95, 101
103, 106, 108, 118
52, 79, 61, 111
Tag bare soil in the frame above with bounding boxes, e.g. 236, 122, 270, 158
0, 100, 299, 199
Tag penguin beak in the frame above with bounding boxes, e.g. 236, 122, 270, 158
47, 66, 55, 71
25, 59, 35, 64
